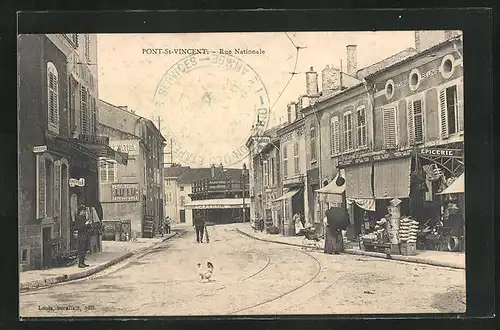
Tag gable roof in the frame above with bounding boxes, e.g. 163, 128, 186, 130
163, 166, 191, 178
355, 47, 418, 80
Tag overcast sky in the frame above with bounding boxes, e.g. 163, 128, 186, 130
97, 31, 416, 168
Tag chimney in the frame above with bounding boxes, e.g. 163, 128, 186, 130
211, 164, 215, 178
306, 66, 319, 96
346, 45, 358, 75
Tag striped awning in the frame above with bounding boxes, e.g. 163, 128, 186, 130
184, 198, 245, 210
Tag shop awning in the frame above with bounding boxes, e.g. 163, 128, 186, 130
184, 198, 246, 210
79, 143, 128, 166
273, 189, 300, 202
316, 172, 346, 195
373, 157, 411, 199
438, 172, 464, 195
345, 162, 374, 199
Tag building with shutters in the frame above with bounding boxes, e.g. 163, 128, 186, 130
18, 34, 127, 271
98, 100, 166, 238
335, 32, 464, 237
164, 165, 192, 224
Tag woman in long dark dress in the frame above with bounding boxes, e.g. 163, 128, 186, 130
324, 206, 347, 254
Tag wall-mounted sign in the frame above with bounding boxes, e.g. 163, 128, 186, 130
69, 178, 85, 187
112, 183, 140, 202
338, 149, 413, 167
76, 134, 110, 145
109, 140, 139, 156
419, 148, 462, 158
33, 146, 47, 153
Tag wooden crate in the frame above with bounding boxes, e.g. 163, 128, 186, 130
400, 242, 417, 256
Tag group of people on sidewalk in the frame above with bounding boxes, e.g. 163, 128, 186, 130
159, 216, 172, 237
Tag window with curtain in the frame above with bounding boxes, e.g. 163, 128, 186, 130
356, 106, 367, 148
330, 115, 340, 155
343, 111, 353, 151
47, 62, 59, 134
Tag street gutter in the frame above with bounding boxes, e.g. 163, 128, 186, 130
235, 229, 465, 270
20, 232, 179, 293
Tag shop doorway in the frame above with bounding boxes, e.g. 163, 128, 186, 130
42, 226, 52, 269
180, 210, 186, 223
61, 164, 69, 250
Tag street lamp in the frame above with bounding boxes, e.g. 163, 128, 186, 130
242, 163, 247, 223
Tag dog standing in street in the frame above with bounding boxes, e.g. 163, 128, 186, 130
197, 261, 214, 282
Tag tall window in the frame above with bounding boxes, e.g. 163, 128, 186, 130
68, 76, 78, 135
80, 86, 89, 135
293, 142, 300, 174
45, 159, 54, 217
310, 126, 317, 161
382, 107, 397, 148
263, 160, 269, 187
180, 196, 185, 207
330, 116, 340, 155
439, 85, 458, 138
356, 106, 367, 148
343, 112, 353, 151
84, 34, 91, 63
99, 158, 116, 183
283, 146, 288, 179
270, 157, 275, 185
47, 62, 59, 134
407, 98, 424, 145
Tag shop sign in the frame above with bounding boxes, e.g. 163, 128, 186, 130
419, 148, 462, 157
109, 140, 139, 156
33, 145, 47, 153
77, 134, 109, 145
112, 183, 139, 202
339, 149, 412, 166
69, 178, 85, 187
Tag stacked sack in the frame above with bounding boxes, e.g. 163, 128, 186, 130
399, 217, 419, 243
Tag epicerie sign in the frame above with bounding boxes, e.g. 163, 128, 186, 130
109, 140, 139, 156
111, 183, 139, 202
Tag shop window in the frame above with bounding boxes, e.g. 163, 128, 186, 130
47, 62, 59, 134
382, 106, 397, 149
356, 106, 367, 148
45, 159, 54, 217
330, 115, 340, 155
293, 142, 300, 174
407, 98, 425, 145
282, 145, 288, 179
343, 111, 353, 151
310, 126, 317, 161
439, 85, 458, 138
99, 158, 116, 183
409, 69, 422, 92
84, 34, 91, 63
385, 79, 395, 100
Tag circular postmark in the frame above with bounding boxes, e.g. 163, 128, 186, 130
153, 53, 270, 167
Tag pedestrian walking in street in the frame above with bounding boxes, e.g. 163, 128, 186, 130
324, 206, 349, 255
160, 217, 165, 237
194, 216, 205, 243
165, 216, 171, 234
76, 204, 91, 268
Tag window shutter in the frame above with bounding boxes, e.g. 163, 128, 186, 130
383, 107, 397, 148
407, 100, 415, 145
333, 117, 340, 153
438, 89, 449, 138
54, 161, 61, 219
456, 82, 464, 133
414, 99, 424, 143
36, 156, 46, 219
80, 86, 88, 135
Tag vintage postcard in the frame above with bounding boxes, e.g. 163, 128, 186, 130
18, 30, 465, 317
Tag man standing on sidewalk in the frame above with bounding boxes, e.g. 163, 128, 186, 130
194, 216, 205, 243
76, 204, 91, 268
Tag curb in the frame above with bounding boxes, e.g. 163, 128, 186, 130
20, 232, 179, 292
235, 228, 465, 270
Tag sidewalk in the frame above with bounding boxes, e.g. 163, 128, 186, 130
231, 223, 465, 270
20, 233, 177, 292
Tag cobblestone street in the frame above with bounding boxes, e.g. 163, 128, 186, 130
20, 225, 466, 317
